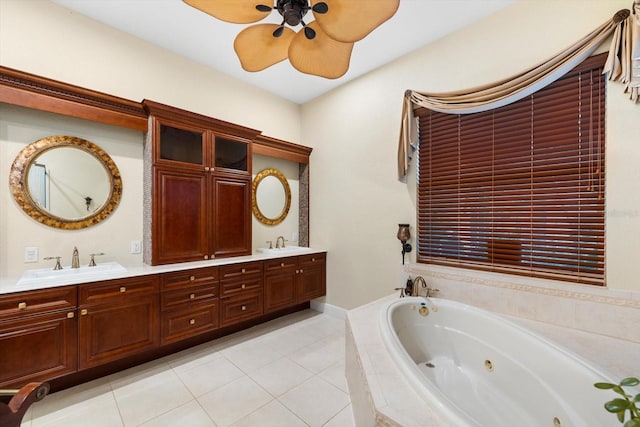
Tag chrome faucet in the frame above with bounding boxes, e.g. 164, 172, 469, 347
275, 236, 286, 249
71, 247, 80, 269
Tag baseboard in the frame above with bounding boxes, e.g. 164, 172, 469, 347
310, 299, 347, 319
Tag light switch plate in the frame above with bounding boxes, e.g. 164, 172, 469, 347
130, 240, 142, 254
25, 247, 38, 263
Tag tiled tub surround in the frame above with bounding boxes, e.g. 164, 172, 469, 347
346, 270, 640, 427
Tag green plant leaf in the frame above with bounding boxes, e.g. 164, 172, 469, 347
595, 382, 617, 389
606, 399, 631, 413
621, 378, 640, 387
624, 418, 640, 427
633, 393, 640, 403
618, 411, 627, 423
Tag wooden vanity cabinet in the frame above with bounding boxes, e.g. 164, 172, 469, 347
0, 286, 77, 388
219, 261, 264, 327
78, 276, 159, 370
264, 253, 326, 313
143, 100, 258, 265
160, 267, 219, 344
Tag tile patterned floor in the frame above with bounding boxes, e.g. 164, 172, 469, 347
20, 310, 355, 427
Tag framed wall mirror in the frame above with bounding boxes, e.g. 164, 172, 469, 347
9, 135, 122, 229
252, 168, 291, 226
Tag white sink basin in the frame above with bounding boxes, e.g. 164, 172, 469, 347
17, 262, 127, 286
256, 246, 307, 255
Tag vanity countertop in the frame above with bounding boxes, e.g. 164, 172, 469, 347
0, 247, 326, 295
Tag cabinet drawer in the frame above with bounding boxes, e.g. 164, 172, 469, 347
161, 284, 218, 310
299, 253, 326, 268
220, 262, 263, 280
161, 300, 219, 344
160, 267, 218, 291
79, 276, 159, 305
0, 286, 76, 321
264, 257, 297, 273
220, 276, 262, 297
220, 292, 263, 327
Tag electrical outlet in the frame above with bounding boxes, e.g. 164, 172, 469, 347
24, 247, 38, 263
130, 240, 142, 254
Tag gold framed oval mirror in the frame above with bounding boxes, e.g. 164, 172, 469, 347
9, 135, 122, 229
252, 168, 291, 226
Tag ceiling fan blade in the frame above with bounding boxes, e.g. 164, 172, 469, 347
183, 0, 271, 24
234, 24, 296, 71
312, 0, 399, 42
288, 21, 353, 79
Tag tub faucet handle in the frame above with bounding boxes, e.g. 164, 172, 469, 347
394, 287, 406, 298
426, 286, 440, 297
44, 256, 63, 270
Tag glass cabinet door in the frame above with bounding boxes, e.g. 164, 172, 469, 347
214, 137, 248, 172
159, 124, 204, 166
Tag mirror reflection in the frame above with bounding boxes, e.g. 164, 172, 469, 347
252, 168, 291, 226
10, 135, 122, 229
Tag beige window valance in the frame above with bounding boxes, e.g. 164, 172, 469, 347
398, 4, 639, 182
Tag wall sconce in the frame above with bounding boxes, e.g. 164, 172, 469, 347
397, 223, 412, 265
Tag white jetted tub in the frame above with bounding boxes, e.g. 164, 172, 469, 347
379, 297, 617, 427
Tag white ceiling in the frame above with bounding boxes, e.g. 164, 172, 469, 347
51, 0, 515, 104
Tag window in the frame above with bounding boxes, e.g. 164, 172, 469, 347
416, 54, 605, 285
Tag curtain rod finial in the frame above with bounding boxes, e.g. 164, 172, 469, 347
613, 9, 630, 23
404, 89, 413, 98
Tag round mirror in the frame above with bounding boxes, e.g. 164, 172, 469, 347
252, 168, 291, 226
9, 135, 122, 229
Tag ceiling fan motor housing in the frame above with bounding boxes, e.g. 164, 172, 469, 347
277, 0, 309, 26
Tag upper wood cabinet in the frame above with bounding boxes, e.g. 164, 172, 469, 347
143, 100, 259, 265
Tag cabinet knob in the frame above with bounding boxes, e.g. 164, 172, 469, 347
190, 293, 196, 299
312, 258, 316, 262
67, 312, 75, 319
281, 262, 285, 267
241, 268, 246, 273
81, 309, 88, 316
241, 284, 246, 289
190, 275, 195, 281
204, 255, 209, 260
120, 287, 126, 293
296, 269, 300, 274
241, 305, 247, 311
299, 269, 304, 273
189, 319, 196, 325
18, 302, 27, 310
204, 166, 210, 172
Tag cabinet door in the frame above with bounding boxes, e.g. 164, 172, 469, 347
264, 258, 297, 313
154, 121, 207, 170
78, 295, 159, 370
297, 254, 326, 302
153, 166, 210, 264
0, 310, 77, 388
212, 174, 251, 258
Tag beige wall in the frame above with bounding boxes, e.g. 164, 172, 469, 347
301, 0, 640, 309
0, 0, 301, 278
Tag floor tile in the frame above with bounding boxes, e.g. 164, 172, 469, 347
112, 368, 193, 426
249, 356, 314, 396
230, 400, 307, 427
31, 392, 122, 427
138, 400, 215, 427
318, 361, 349, 393
289, 334, 345, 374
323, 404, 356, 427
198, 376, 273, 427
278, 376, 350, 427
176, 354, 245, 397
222, 338, 285, 373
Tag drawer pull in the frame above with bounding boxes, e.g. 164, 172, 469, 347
299, 269, 304, 273
18, 302, 27, 310
296, 269, 300, 274
190, 293, 196, 299
190, 275, 195, 281
241, 268, 246, 273
241, 305, 247, 311
120, 287, 126, 293
312, 258, 316, 262
241, 284, 246, 289
81, 309, 88, 316
189, 319, 196, 325
67, 312, 75, 319
281, 262, 285, 267
204, 255, 209, 260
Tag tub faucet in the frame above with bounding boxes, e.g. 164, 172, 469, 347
275, 236, 285, 249
413, 275, 440, 297
71, 247, 80, 269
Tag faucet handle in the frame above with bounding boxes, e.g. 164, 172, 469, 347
266, 241, 273, 249
44, 256, 63, 270
88, 252, 105, 267
426, 287, 440, 297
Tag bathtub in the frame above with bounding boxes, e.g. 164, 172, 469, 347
379, 297, 617, 427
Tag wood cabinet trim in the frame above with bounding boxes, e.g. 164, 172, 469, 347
0, 66, 147, 130
253, 134, 312, 164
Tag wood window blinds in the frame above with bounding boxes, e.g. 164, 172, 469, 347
416, 54, 606, 285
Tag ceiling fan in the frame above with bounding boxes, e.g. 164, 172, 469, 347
183, 0, 400, 79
